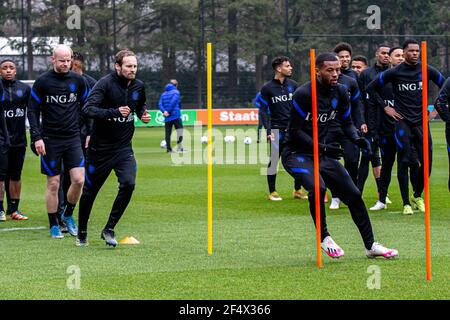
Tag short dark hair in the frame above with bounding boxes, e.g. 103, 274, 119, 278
271, 56, 290, 70
389, 46, 402, 56
352, 55, 368, 66
402, 39, 419, 50
0, 59, 15, 66
316, 52, 339, 68
115, 49, 136, 66
333, 42, 352, 56
72, 52, 84, 63
377, 44, 390, 51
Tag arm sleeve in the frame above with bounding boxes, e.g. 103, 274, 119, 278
428, 65, 445, 89
82, 81, 121, 119
259, 87, 271, 133
289, 88, 315, 148
27, 80, 43, 142
349, 81, 364, 128
136, 86, 147, 119
366, 69, 394, 112
338, 88, 360, 142
435, 78, 450, 122
158, 94, 165, 113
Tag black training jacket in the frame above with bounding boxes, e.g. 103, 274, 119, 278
259, 78, 299, 133
285, 81, 360, 155
1, 78, 31, 147
27, 70, 88, 142
82, 72, 147, 152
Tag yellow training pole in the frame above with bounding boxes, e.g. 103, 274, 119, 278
207, 42, 213, 255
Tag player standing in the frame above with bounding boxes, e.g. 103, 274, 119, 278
27, 45, 88, 238
0, 59, 30, 221
367, 39, 445, 212
259, 56, 306, 201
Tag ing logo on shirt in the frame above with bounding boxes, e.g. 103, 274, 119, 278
397, 82, 422, 92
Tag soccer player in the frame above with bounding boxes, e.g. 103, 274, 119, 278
370, 47, 419, 212
0, 80, 9, 221
27, 44, 87, 238
77, 49, 151, 247
351, 55, 369, 76
333, 42, 358, 81
327, 60, 366, 210
158, 79, 183, 153
253, 92, 266, 144
259, 56, 306, 201
357, 44, 391, 197
57, 52, 97, 232
367, 39, 445, 213
434, 76, 450, 191
282, 52, 398, 259
0, 59, 30, 221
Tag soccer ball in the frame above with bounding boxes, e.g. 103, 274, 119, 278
160, 140, 167, 148
244, 136, 252, 145
200, 136, 208, 144
224, 135, 235, 143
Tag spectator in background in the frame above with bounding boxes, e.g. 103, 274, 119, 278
159, 79, 184, 153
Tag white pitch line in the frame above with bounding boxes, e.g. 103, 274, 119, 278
0, 226, 47, 232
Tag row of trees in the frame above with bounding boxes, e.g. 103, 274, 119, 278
1, 0, 449, 107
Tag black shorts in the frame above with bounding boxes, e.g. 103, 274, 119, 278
84, 147, 136, 190
0, 145, 8, 181
7, 146, 26, 181
40, 137, 84, 177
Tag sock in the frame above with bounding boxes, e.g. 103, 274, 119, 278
7, 198, 19, 215
375, 177, 381, 193
63, 202, 76, 217
0, 201, 4, 212
48, 213, 59, 228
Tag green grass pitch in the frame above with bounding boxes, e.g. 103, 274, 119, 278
0, 123, 449, 299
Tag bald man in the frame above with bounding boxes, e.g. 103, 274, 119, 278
27, 44, 88, 239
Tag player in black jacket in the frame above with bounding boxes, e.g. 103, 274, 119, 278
357, 44, 390, 197
333, 42, 359, 81
327, 65, 366, 210
282, 52, 398, 259
367, 39, 445, 213
27, 45, 88, 239
259, 56, 305, 201
0, 59, 31, 221
0, 80, 9, 222
77, 49, 151, 247
57, 52, 97, 233
369, 47, 419, 212
434, 76, 450, 191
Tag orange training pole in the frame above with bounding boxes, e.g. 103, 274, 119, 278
421, 41, 431, 281
310, 49, 322, 268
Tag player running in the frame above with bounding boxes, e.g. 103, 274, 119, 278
281, 52, 398, 259
367, 39, 445, 213
77, 49, 151, 247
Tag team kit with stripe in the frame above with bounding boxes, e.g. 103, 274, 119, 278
0, 41, 449, 259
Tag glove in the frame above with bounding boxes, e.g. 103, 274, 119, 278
355, 137, 372, 157
319, 142, 344, 159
